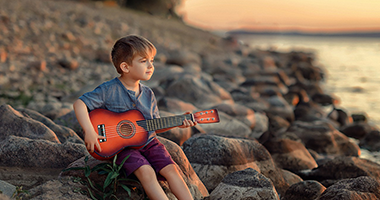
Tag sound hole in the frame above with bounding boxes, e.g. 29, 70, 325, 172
117, 120, 135, 139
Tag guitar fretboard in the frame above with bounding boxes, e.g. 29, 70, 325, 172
136, 114, 193, 131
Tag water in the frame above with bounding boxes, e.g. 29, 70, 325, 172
235, 34, 380, 163
236, 34, 380, 127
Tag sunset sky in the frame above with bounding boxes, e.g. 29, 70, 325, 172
179, 0, 380, 32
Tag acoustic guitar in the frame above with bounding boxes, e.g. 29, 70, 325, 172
88, 108, 220, 160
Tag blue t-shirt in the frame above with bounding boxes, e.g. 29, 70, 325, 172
79, 77, 160, 144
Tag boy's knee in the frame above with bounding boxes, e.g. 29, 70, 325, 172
159, 164, 179, 177
134, 165, 156, 181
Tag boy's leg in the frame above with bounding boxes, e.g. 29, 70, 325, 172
159, 164, 193, 200
134, 165, 169, 200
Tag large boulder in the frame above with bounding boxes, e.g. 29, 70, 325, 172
263, 138, 318, 172
0, 104, 59, 142
165, 75, 233, 108
182, 134, 289, 195
318, 176, 380, 200
282, 180, 326, 200
61, 136, 209, 200
201, 111, 253, 139
298, 156, 380, 187
17, 107, 83, 144
0, 135, 87, 168
211, 103, 256, 129
285, 121, 360, 156
209, 168, 280, 200
26, 177, 91, 200
340, 122, 374, 140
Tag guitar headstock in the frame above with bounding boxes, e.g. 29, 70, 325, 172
193, 109, 220, 124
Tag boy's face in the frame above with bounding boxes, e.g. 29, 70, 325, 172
125, 52, 155, 81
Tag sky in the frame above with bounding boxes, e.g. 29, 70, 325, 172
179, 0, 380, 32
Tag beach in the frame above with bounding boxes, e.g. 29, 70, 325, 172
1, 0, 380, 199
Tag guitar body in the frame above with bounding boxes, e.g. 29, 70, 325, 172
89, 109, 148, 160
88, 108, 220, 160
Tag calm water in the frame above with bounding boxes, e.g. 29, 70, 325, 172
236, 34, 380, 162
236, 34, 380, 127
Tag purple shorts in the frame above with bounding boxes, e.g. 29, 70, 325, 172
116, 137, 175, 179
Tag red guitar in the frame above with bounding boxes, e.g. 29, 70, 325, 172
88, 109, 220, 160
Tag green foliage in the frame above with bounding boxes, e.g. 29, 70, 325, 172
12, 186, 29, 200
63, 155, 141, 200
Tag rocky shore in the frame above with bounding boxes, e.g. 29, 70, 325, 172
1, 0, 380, 199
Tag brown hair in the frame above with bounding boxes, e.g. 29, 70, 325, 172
111, 35, 156, 74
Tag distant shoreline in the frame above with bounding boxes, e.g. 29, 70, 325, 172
228, 30, 380, 38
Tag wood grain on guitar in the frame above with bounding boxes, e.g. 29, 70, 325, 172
89, 109, 220, 160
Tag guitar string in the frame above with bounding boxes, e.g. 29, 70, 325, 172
90, 112, 218, 139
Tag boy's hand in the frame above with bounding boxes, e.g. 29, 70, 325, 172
84, 130, 105, 153
178, 112, 197, 128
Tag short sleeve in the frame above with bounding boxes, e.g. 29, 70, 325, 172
79, 86, 105, 111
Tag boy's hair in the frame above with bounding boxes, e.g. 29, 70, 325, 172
111, 35, 156, 74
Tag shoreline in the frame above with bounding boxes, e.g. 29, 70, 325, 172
1, 0, 380, 199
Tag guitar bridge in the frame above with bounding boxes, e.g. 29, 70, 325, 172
97, 124, 107, 143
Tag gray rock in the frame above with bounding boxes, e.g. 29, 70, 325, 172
210, 168, 280, 200
298, 157, 380, 187
17, 107, 83, 144
0, 180, 16, 199
282, 180, 325, 200
0, 104, 59, 143
166, 75, 233, 109
0, 135, 87, 168
285, 120, 360, 156
318, 176, 380, 200
182, 134, 289, 195
264, 138, 318, 172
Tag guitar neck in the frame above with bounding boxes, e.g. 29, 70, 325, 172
137, 114, 194, 132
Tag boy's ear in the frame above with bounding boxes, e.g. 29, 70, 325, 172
120, 62, 130, 73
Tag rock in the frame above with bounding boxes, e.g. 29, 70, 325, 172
340, 122, 374, 140
166, 49, 202, 66
16, 107, 83, 144
359, 130, 380, 151
241, 75, 288, 95
182, 134, 289, 195
58, 59, 79, 70
285, 121, 360, 156
54, 110, 84, 140
0, 135, 88, 168
0, 180, 16, 199
318, 176, 380, 200
198, 111, 252, 139
263, 138, 318, 172
165, 75, 233, 108
281, 169, 303, 186
209, 168, 280, 200
158, 137, 209, 199
0, 104, 59, 142
61, 136, 209, 200
157, 97, 198, 113
211, 103, 256, 129
282, 180, 326, 200
26, 177, 91, 200
298, 156, 380, 187
327, 107, 352, 127
352, 113, 368, 123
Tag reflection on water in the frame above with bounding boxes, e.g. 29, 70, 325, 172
237, 35, 380, 127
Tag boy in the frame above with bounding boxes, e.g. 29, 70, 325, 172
73, 35, 195, 200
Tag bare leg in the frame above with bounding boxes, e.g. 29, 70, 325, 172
160, 164, 193, 200
134, 165, 168, 200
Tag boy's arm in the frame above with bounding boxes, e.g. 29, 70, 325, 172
73, 99, 104, 153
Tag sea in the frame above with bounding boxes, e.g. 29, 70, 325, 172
234, 34, 380, 163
